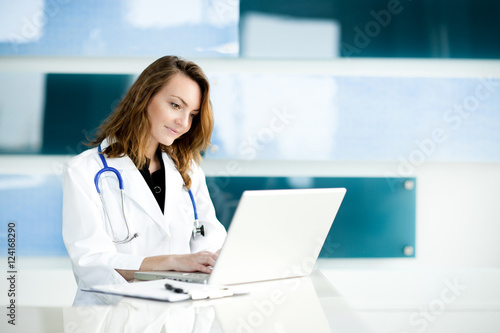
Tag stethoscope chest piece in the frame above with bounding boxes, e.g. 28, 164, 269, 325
188, 189, 205, 239
193, 219, 205, 238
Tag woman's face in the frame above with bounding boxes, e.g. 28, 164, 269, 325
147, 73, 201, 147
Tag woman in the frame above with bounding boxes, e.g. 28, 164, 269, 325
62, 56, 227, 304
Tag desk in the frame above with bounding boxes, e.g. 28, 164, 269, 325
2, 266, 500, 333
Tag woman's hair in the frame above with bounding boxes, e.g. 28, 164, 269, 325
89, 55, 213, 189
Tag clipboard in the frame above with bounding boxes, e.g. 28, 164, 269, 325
83, 279, 248, 302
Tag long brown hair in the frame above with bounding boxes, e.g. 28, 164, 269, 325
89, 56, 213, 189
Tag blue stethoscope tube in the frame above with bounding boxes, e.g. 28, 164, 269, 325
94, 144, 204, 243
188, 188, 205, 237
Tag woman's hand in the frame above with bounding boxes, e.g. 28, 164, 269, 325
167, 251, 219, 274
116, 251, 219, 281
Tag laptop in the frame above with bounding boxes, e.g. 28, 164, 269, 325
134, 188, 346, 285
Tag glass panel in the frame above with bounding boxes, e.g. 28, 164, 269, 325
208, 74, 500, 162
207, 176, 416, 258
2, 72, 499, 162
240, 0, 500, 59
0, 174, 415, 258
41, 74, 133, 154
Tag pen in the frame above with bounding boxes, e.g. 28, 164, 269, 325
165, 283, 187, 294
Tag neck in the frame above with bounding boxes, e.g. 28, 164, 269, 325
147, 140, 159, 161
147, 141, 162, 174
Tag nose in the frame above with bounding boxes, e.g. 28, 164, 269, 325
176, 111, 191, 129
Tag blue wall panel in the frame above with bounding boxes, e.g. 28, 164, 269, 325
0, 174, 416, 258
0, 175, 66, 256
207, 176, 416, 258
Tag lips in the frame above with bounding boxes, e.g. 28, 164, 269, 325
165, 126, 179, 135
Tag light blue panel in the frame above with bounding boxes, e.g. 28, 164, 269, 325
1, 72, 498, 161
0, 175, 66, 256
335, 77, 500, 162
207, 74, 500, 162
0, 0, 239, 57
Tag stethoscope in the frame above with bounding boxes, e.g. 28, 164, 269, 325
94, 144, 205, 244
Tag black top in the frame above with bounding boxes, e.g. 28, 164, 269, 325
137, 148, 166, 214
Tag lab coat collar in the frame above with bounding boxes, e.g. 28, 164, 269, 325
98, 139, 183, 236
161, 152, 186, 228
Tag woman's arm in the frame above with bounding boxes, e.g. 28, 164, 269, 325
116, 165, 227, 281
116, 251, 219, 281
63, 155, 146, 288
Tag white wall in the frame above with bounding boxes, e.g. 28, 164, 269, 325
416, 162, 500, 266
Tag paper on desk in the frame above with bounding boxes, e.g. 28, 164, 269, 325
83, 279, 246, 302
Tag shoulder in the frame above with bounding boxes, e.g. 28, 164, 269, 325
188, 159, 206, 179
189, 159, 203, 173
63, 147, 100, 175
188, 160, 209, 193
62, 147, 102, 193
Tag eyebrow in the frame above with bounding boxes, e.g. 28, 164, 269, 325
171, 95, 200, 112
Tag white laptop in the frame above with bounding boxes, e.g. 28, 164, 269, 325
134, 188, 346, 285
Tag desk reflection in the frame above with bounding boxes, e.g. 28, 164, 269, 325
63, 274, 333, 333
64, 300, 215, 333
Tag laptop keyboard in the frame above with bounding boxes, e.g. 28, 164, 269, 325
181, 272, 210, 278
165, 271, 210, 282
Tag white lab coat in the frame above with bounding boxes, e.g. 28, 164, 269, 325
62, 139, 226, 305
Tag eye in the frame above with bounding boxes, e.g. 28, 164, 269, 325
190, 113, 198, 118
171, 103, 180, 110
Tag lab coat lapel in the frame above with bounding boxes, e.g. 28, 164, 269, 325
162, 152, 184, 227
103, 153, 170, 235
